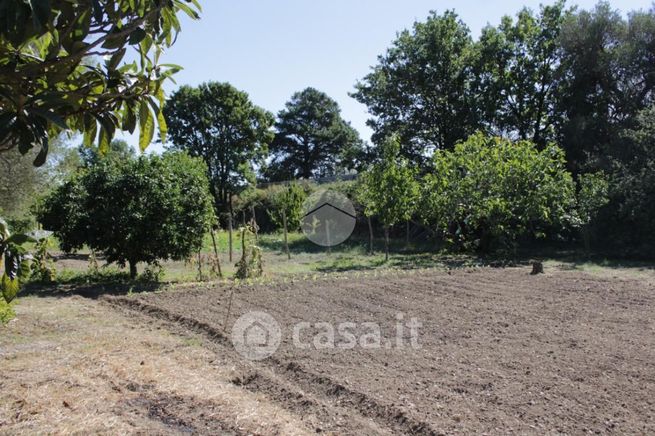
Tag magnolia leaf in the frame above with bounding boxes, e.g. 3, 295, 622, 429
83, 119, 97, 147
29, 0, 51, 30
157, 110, 168, 144
1, 273, 19, 303
6, 234, 36, 245
32, 108, 67, 129
139, 101, 155, 152
99, 127, 110, 155
33, 139, 48, 167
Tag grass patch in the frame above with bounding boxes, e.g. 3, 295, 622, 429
0, 298, 16, 324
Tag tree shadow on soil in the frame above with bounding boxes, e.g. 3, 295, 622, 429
20, 280, 166, 300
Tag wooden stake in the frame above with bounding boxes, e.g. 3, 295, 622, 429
223, 287, 235, 332
228, 213, 233, 263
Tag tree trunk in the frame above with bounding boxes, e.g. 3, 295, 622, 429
405, 220, 410, 248
326, 219, 331, 255
582, 226, 591, 257
367, 216, 374, 255
129, 260, 137, 279
282, 209, 290, 260
251, 205, 258, 243
384, 225, 389, 262
241, 226, 246, 258
210, 227, 223, 278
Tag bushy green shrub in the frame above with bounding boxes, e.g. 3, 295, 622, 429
359, 135, 420, 259
37, 152, 214, 278
421, 133, 577, 252
268, 183, 308, 231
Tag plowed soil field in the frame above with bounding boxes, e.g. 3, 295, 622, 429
107, 266, 655, 434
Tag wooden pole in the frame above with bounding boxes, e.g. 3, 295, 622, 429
223, 287, 235, 332
326, 219, 331, 255
228, 213, 233, 263
282, 209, 290, 260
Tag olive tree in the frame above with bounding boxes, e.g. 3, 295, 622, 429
37, 152, 214, 278
359, 135, 420, 260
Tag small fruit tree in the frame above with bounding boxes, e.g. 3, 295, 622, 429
359, 135, 420, 260
37, 152, 214, 278
421, 133, 577, 252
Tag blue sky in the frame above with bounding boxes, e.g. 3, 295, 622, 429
119, 0, 653, 152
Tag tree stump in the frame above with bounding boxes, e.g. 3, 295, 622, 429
530, 261, 544, 275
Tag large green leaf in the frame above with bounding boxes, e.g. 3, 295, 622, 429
29, 0, 51, 30
1, 273, 19, 303
138, 101, 154, 152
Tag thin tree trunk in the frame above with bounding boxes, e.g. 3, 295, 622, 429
197, 251, 203, 281
583, 227, 591, 257
129, 260, 137, 279
241, 226, 246, 258
367, 216, 374, 255
326, 219, 331, 255
251, 205, 258, 243
282, 209, 290, 260
210, 227, 222, 278
405, 220, 410, 248
384, 225, 389, 262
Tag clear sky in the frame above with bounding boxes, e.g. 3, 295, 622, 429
121, 0, 653, 152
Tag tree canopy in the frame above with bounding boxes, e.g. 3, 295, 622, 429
352, 11, 477, 166
353, 2, 655, 178
265, 87, 364, 181
0, 0, 200, 165
37, 152, 214, 278
359, 135, 420, 259
164, 82, 274, 211
421, 133, 577, 252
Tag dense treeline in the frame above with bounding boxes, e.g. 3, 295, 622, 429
353, 2, 655, 173
352, 1, 655, 256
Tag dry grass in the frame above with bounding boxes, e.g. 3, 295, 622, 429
0, 296, 312, 435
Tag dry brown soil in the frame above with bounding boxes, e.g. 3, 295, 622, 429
2, 266, 655, 434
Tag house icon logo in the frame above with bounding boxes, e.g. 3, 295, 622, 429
301, 189, 356, 247
231, 311, 281, 360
